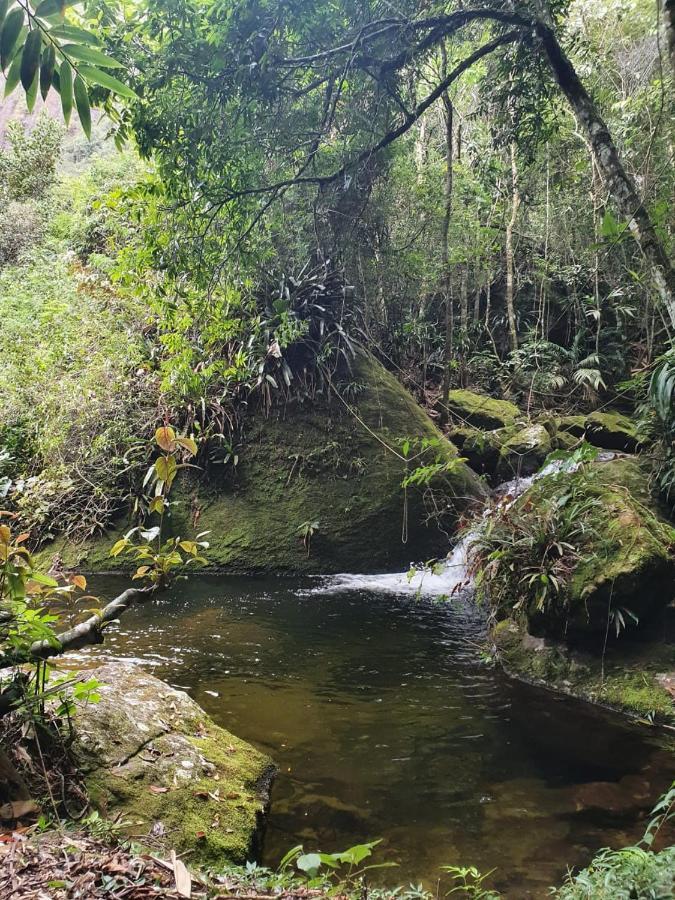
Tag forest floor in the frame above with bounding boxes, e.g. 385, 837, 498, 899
0, 827, 338, 900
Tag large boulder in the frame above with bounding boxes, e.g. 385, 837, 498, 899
584, 411, 641, 452
555, 411, 642, 453
76, 662, 275, 865
480, 458, 675, 639
47, 351, 485, 574
445, 389, 521, 430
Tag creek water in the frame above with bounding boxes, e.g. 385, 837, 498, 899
81, 572, 673, 898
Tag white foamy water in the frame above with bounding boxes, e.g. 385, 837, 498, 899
309, 453, 614, 598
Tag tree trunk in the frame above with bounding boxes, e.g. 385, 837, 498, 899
505, 142, 520, 352
439, 65, 454, 426
439, 98, 454, 424
538, 23, 675, 329
665, 0, 675, 73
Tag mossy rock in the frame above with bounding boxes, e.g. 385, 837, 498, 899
75, 662, 275, 865
445, 389, 521, 430
557, 415, 587, 438
45, 351, 485, 575
557, 411, 641, 452
552, 430, 580, 451
584, 411, 641, 452
493, 618, 675, 722
449, 426, 504, 477
496, 423, 552, 478
490, 458, 675, 639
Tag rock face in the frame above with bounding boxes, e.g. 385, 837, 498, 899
445, 389, 520, 430
50, 351, 485, 574
75, 663, 275, 865
449, 422, 552, 479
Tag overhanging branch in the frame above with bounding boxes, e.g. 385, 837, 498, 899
213, 30, 519, 205
0, 587, 156, 670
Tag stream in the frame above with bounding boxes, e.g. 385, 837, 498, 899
81, 571, 673, 898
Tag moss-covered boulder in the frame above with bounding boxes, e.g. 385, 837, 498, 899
449, 426, 503, 476
449, 422, 551, 480
76, 662, 275, 865
555, 411, 642, 453
556, 415, 587, 438
497, 424, 552, 478
585, 411, 641, 452
445, 389, 521, 430
49, 352, 485, 575
481, 457, 675, 639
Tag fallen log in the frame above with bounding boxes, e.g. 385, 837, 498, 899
0, 587, 155, 670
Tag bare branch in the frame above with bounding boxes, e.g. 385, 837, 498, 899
0, 587, 156, 670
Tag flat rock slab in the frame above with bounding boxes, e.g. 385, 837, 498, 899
75, 662, 275, 866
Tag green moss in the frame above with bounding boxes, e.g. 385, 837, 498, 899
493, 618, 674, 722
445, 389, 521, 430
79, 664, 274, 866
41, 352, 484, 575
497, 423, 552, 477
557, 415, 587, 438
584, 411, 640, 452
475, 456, 675, 650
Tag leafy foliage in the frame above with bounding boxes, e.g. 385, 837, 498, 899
0, 0, 135, 135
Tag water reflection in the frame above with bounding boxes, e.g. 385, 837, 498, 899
77, 575, 673, 899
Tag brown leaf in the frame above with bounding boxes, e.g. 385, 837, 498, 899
148, 785, 169, 794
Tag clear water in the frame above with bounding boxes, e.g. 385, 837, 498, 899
78, 575, 673, 898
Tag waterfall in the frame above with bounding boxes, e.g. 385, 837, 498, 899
308, 453, 613, 598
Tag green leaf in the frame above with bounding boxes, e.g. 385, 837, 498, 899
78, 63, 138, 98
600, 211, 619, 239
154, 455, 177, 486
40, 42, 55, 100
73, 72, 90, 138
20, 28, 41, 91
1, 7, 24, 72
61, 43, 123, 68
47, 24, 100, 46
25, 66, 38, 110
296, 853, 322, 874
4, 47, 22, 97
174, 435, 198, 456
34, 0, 73, 18
0, 1, 10, 30
59, 59, 73, 124
29, 571, 59, 588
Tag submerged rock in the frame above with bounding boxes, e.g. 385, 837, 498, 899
76, 662, 275, 865
445, 389, 521, 430
48, 351, 484, 574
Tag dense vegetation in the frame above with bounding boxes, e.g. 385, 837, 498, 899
0, 0, 673, 896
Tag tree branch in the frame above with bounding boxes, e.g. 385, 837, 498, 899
0, 587, 156, 670
212, 30, 519, 204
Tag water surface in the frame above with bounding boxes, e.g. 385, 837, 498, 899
79, 575, 672, 898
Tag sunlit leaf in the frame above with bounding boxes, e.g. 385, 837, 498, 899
61, 43, 123, 68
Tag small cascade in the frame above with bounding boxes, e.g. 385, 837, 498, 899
308, 454, 612, 599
